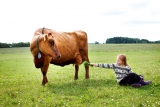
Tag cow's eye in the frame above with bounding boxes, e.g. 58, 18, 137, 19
49, 41, 54, 46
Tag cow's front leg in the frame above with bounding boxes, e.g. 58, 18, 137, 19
41, 57, 51, 86
41, 71, 48, 85
74, 65, 79, 80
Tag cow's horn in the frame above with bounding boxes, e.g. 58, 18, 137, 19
43, 34, 48, 41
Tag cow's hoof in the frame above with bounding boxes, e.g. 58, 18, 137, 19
85, 77, 89, 79
84, 78, 89, 80
41, 83, 45, 86
42, 81, 48, 86
74, 77, 78, 80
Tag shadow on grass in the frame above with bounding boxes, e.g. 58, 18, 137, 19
46, 79, 117, 96
45, 78, 155, 97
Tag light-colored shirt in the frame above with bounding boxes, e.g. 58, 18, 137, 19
95, 63, 133, 82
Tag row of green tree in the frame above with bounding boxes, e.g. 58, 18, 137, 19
0, 36, 160, 48
0, 42, 30, 48
105, 37, 160, 44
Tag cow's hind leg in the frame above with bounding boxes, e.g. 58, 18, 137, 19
74, 54, 82, 80
74, 65, 79, 80
85, 65, 89, 79
82, 56, 89, 79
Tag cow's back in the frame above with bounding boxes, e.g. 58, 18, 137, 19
50, 30, 88, 66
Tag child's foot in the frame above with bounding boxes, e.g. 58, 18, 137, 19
131, 83, 142, 88
139, 80, 152, 85
145, 80, 152, 85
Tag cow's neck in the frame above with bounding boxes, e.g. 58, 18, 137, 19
36, 27, 45, 59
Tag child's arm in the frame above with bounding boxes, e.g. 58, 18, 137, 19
90, 63, 96, 66
90, 63, 114, 68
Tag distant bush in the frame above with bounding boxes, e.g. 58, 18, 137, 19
0, 43, 11, 48
11, 42, 30, 47
0, 42, 30, 48
105, 37, 151, 44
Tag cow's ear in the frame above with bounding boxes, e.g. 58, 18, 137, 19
48, 33, 52, 36
43, 33, 52, 41
35, 32, 41, 35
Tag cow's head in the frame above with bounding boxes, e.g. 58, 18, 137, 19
37, 32, 61, 59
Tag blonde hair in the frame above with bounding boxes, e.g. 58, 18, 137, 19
117, 54, 129, 66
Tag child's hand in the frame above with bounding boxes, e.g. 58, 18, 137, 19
83, 61, 90, 66
83, 61, 94, 67
90, 63, 94, 66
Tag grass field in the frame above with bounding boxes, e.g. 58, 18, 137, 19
0, 44, 160, 107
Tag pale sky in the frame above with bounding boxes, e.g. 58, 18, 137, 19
0, 0, 160, 43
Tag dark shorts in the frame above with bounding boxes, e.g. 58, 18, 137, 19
119, 73, 141, 86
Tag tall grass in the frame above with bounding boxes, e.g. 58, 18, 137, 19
0, 44, 160, 107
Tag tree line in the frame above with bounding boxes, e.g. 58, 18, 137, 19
105, 37, 160, 44
0, 36, 160, 48
0, 42, 30, 48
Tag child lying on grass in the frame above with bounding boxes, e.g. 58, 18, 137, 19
84, 54, 152, 88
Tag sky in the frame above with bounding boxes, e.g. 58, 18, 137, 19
0, 0, 160, 43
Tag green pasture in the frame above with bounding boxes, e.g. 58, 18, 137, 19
0, 44, 160, 107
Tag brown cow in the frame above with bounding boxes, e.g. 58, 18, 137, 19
30, 27, 90, 85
